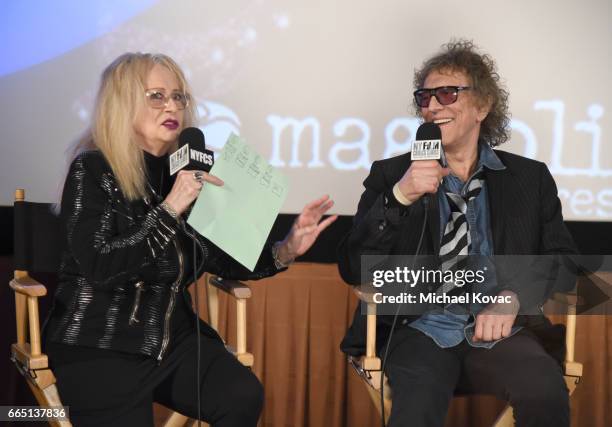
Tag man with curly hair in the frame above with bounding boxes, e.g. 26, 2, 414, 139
338, 40, 576, 426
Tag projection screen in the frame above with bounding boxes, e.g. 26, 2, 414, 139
1, 0, 610, 220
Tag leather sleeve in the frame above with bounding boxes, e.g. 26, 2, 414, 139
61, 152, 182, 289
196, 234, 284, 281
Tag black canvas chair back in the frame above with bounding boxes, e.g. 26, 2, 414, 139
13, 199, 63, 274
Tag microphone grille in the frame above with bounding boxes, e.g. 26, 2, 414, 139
178, 127, 205, 149
415, 122, 441, 141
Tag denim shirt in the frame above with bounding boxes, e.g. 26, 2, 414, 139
409, 143, 522, 349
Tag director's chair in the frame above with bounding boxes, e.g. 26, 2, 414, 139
10, 189, 255, 427
349, 286, 583, 426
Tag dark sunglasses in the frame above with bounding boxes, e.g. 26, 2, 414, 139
413, 86, 471, 108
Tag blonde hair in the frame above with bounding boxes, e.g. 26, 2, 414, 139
71, 52, 197, 200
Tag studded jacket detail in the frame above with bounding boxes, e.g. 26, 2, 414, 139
45, 150, 282, 360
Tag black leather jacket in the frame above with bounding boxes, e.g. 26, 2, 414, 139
45, 150, 282, 361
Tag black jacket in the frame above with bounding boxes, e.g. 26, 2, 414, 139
338, 149, 577, 357
45, 150, 282, 361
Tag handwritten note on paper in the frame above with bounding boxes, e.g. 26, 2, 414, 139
187, 133, 289, 271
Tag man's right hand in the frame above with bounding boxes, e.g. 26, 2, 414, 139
396, 160, 450, 204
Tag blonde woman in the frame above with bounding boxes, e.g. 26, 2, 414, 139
44, 52, 336, 426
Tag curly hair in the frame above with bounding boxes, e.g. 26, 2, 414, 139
413, 39, 511, 147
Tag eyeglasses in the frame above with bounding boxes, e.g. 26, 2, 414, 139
413, 86, 471, 108
145, 88, 189, 110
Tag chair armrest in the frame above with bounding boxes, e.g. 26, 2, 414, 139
10, 276, 47, 297
206, 276, 254, 367
209, 276, 251, 299
550, 291, 584, 370
353, 287, 377, 304
11, 343, 49, 370
564, 361, 583, 377
351, 288, 381, 370
10, 276, 45, 355
352, 283, 381, 303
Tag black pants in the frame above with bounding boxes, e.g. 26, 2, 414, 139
384, 328, 569, 427
49, 333, 263, 427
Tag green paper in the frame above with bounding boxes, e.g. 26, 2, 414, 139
187, 133, 289, 271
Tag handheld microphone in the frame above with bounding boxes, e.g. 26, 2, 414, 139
169, 127, 215, 175
411, 122, 442, 162
411, 122, 444, 208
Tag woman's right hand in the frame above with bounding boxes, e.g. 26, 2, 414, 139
163, 169, 224, 215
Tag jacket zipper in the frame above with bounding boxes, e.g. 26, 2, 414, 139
157, 236, 184, 362
128, 281, 145, 325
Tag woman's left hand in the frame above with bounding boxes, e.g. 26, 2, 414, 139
276, 195, 337, 265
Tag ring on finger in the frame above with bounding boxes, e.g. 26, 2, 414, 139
193, 171, 204, 183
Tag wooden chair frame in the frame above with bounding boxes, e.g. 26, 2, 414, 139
349, 287, 583, 426
163, 275, 254, 427
10, 189, 255, 427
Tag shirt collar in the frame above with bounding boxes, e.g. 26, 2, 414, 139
478, 142, 506, 171
438, 142, 505, 171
